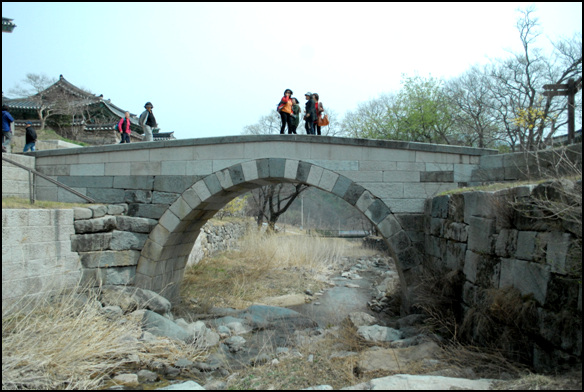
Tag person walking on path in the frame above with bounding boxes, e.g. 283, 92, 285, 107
23, 121, 37, 152
139, 102, 157, 142
2, 104, 14, 153
313, 93, 324, 136
118, 111, 132, 144
290, 97, 301, 135
277, 89, 294, 134
304, 92, 317, 135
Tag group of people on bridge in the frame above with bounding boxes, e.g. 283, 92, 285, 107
277, 89, 328, 135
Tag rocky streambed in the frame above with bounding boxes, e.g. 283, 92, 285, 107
97, 254, 518, 390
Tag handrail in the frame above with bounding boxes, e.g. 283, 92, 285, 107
2, 155, 96, 204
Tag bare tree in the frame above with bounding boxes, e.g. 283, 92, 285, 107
9, 74, 57, 130
488, 7, 582, 151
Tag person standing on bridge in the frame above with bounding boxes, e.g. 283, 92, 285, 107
290, 97, 301, 135
118, 111, 132, 144
313, 93, 324, 136
139, 102, 157, 142
277, 89, 294, 134
304, 92, 317, 135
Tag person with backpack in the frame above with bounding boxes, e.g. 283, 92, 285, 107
23, 122, 37, 152
289, 97, 301, 135
277, 89, 294, 134
118, 112, 132, 144
2, 104, 14, 153
313, 93, 324, 136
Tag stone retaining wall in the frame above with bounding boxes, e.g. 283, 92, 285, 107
2, 203, 251, 305
423, 181, 582, 370
2, 208, 81, 305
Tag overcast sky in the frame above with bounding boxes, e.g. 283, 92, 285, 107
2, 2, 582, 140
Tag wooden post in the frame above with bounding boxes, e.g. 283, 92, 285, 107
567, 78, 575, 145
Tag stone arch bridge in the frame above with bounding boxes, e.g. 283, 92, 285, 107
31, 135, 497, 302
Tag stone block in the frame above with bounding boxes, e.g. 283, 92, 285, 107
445, 240, 466, 270
89, 205, 108, 218
421, 171, 454, 182
296, 161, 312, 183
546, 232, 572, 274
113, 175, 154, 190
71, 232, 112, 252
318, 169, 339, 192
268, 158, 286, 179
444, 222, 467, 242
430, 195, 450, 218
499, 258, 551, 305
115, 216, 157, 233
331, 175, 353, 199
80, 250, 141, 268
515, 231, 537, 261
124, 190, 152, 203
152, 191, 179, 205
107, 204, 127, 215
494, 229, 518, 258
467, 216, 495, 254
87, 188, 126, 204
365, 199, 391, 224
109, 230, 148, 251
306, 165, 324, 186
74, 216, 117, 234
127, 203, 168, 219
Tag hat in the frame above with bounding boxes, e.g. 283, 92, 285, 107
305, 92, 312, 96
26, 121, 32, 125
144, 102, 153, 109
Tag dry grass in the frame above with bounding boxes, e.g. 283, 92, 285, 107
2, 284, 205, 390
180, 231, 377, 312
226, 324, 363, 390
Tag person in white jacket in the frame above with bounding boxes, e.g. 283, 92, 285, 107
139, 102, 157, 142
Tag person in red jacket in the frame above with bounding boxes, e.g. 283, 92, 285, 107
118, 111, 132, 144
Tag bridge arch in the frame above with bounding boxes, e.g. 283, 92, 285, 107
134, 158, 421, 303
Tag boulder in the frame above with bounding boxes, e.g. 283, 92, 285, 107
347, 312, 377, 328
357, 325, 402, 343
141, 310, 192, 343
99, 286, 171, 315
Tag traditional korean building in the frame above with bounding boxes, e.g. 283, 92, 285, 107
2, 75, 174, 145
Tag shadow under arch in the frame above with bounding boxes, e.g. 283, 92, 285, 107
134, 158, 422, 305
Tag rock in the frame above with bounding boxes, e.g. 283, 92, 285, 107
157, 380, 206, 390
356, 341, 441, 374
174, 358, 194, 368
140, 310, 192, 343
137, 369, 158, 383
99, 286, 171, 315
345, 374, 497, 390
239, 305, 318, 331
224, 336, 246, 353
347, 312, 377, 328
112, 373, 139, 386
357, 325, 402, 343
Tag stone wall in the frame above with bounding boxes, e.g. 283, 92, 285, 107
187, 219, 254, 267
2, 202, 251, 306
2, 208, 81, 305
423, 181, 582, 370
2, 153, 35, 200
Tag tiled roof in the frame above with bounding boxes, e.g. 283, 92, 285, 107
2, 17, 16, 33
